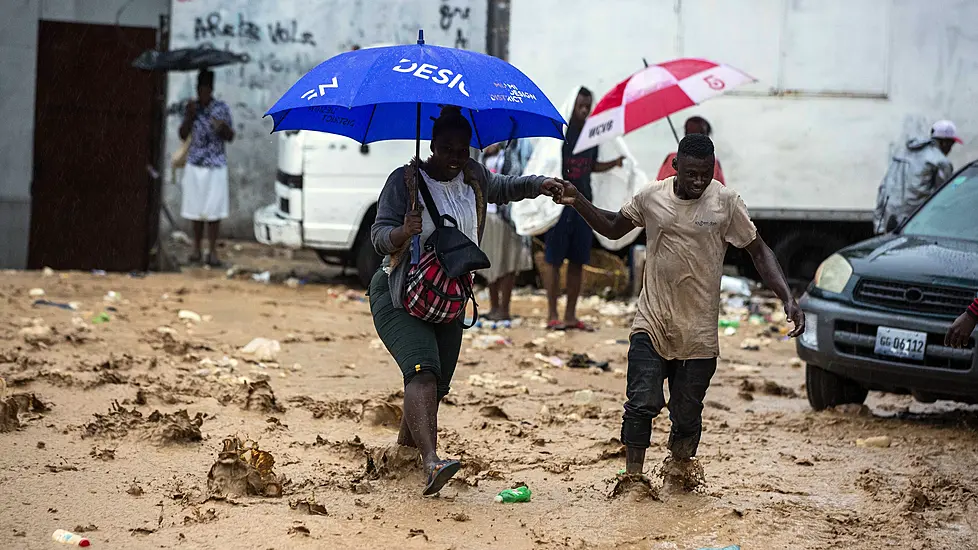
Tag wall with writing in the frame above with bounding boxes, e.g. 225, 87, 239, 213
165, 0, 487, 238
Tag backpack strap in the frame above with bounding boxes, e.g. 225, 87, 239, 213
415, 169, 442, 227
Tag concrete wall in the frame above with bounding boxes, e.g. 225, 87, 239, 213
510, 0, 978, 216
0, 0, 168, 269
164, 0, 488, 238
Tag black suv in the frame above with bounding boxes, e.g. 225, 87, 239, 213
797, 162, 978, 409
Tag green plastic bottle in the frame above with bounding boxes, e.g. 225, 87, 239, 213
495, 486, 531, 503
718, 319, 740, 328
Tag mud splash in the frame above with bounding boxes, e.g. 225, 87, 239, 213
206, 437, 285, 497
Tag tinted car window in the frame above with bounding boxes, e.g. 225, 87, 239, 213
902, 166, 978, 242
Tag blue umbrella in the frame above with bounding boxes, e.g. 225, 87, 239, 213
265, 31, 565, 146
265, 30, 565, 263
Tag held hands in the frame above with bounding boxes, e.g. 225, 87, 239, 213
540, 178, 565, 203
784, 300, 805, 338
542, 178, 578, 206
945, 311, 977, 348
614, 156, 625, 168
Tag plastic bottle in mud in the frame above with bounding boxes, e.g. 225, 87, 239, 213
495, 485, 531, 503
52, 529, 90, 547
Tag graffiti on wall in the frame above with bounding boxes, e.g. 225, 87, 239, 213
164, 0, 487, 237
439, 1, 471, 49
193, 11, 317, 46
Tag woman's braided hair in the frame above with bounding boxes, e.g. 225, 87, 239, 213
432, 105, 472, 142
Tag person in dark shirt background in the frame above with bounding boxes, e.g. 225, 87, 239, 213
656, 116, 725, 185
544, 87, 624, 330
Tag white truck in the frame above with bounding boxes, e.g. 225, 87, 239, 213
256, 0, 978, 286
253, 130, 422, 286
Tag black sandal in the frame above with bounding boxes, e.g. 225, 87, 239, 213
422, 459, 461, 496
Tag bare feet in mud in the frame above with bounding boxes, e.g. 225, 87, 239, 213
609, 473, 659, 501
660, 457, 706, 494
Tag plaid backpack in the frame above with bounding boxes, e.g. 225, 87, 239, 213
403, 171, 489, 327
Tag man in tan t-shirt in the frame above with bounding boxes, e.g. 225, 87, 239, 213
552, 133, 803, 490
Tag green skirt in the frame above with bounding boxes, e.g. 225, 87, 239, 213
369, 269, 463, 399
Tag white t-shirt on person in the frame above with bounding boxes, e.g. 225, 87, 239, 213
417, 169, 479, 245
621, 177, 758, 360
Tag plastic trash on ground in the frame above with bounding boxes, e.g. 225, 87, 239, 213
472, 335, 512, 349
720, 275, 752, 297
495, 485, 531, 503
52, 529, 91, 546
534, 353, 563, 368
240, 338, 281, 362
178, 310, 202, 323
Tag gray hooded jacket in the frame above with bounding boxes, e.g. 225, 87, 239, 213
370, 159, 546, 309
874, 137, 953, 233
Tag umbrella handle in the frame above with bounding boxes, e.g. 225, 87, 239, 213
411, 235, 421, 265
411, 101, 422, 266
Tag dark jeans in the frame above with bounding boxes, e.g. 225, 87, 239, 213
368, 269, 463, 399
621, 332, 717, 459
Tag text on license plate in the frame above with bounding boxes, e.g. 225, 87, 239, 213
874, 326, 927, 361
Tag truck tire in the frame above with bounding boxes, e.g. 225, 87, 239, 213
805, 364, 868, 411
355, 235, 382, 288
771, 229, 848, 286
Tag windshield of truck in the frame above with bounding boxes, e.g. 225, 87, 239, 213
901, 166, 978, 242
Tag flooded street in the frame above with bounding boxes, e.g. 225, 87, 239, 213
1, 264, 976, 550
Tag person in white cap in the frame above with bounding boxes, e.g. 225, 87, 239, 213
874, 120, 962, 233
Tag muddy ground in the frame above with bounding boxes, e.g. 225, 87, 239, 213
1, 249, 977, 549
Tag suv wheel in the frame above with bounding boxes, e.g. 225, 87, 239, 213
805, 364, 868, 411
355, 236, 382, 288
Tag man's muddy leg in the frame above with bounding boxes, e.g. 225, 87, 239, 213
620, 332, 667, 474
403, 372, 441, 471
666, 358, 717, 460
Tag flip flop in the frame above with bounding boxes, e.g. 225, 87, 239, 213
205, 254, 225, 268
547, 320, 566, 331
422, 459, 461, 496
566, 321, 594, 332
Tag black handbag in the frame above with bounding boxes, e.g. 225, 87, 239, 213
416, 174, 491, 278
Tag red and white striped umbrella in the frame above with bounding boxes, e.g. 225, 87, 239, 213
573, 58, 755, 153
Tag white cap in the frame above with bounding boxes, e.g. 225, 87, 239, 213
932, 120, 963, 144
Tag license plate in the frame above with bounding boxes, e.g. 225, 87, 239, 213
874, 327, 927, 361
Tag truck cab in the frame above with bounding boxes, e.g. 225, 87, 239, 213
254, 129, 427, 286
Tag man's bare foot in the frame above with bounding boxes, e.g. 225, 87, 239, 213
660, 456, 705, 493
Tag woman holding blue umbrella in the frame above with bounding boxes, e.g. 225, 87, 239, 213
266, 32, 567, 495
369, 106, 565, 495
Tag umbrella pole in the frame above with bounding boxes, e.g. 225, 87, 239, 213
411, 102, 422, 265
666, 115, 681, 144
643, 57, 681, 145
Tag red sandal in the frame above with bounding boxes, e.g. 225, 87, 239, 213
566, 320, 595, 332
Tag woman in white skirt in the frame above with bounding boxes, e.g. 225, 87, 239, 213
179, 70, 235, 267
480, 139, 535, 321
